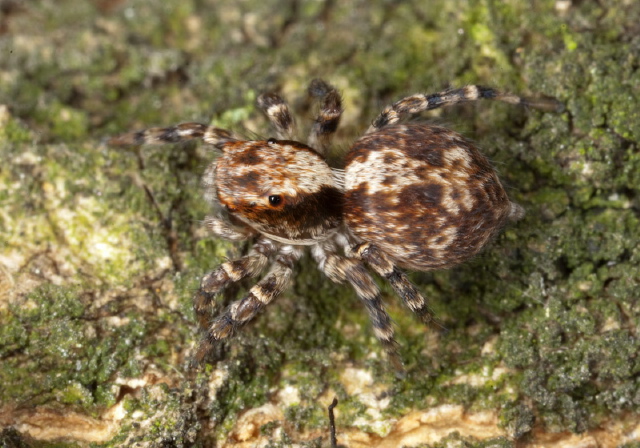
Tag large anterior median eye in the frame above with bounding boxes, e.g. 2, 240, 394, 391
268, 194, 283, 207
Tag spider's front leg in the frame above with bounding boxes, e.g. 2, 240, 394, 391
108, 122, 236, 148
195, 245, 303, 362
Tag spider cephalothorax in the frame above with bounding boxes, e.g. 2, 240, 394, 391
215, 139, 343, 244
110, 79, 560, 370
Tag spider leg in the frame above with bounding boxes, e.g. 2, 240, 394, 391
195, 245, 303, 361
108, 122, 236, 149
307, 79, 343, 155
312, 242, 403, 372
194, 237, 277, 329
349, 242, 445, 331
366, 85, 564, 134
256, 92, 296, 140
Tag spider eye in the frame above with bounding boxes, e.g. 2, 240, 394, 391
268, 195, 283, 207
267, 138, 277, 144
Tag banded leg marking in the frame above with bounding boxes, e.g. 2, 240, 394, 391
315, 245, 402, 371
193, 238, 276, 329
257, 92, 296, 140
367, 85, 563, 134
352, 243, 442, 329
108, 122, 235, 149
203, 246, 302, 341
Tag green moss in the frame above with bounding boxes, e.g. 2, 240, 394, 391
0, 109, 33, 144
0, 285, 144, 409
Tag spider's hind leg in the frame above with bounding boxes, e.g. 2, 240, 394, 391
307, 79, 343, 155
350, 242, 444, 331
312, 242, 403, 372
367, 85, 563, 134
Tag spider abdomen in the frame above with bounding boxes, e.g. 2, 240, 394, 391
344, 123, 518, 272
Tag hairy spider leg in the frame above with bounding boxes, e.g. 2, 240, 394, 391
312, 242, 403, 372
202, 216, 257, 242
367, 85, 564, 134
350, 242, 445, 330
195, 245, 303, 362
307, 78, 343, 155
256, 92, 297, 140
108, 122, 236, 149
194, 237, 277, 329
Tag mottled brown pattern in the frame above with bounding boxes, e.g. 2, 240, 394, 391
345, 123, 513, 271
235, 150, 263, 165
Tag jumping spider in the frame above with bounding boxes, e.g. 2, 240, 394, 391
110, 79, 560, 370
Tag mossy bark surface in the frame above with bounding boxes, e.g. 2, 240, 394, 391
1, 1, 639, 447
